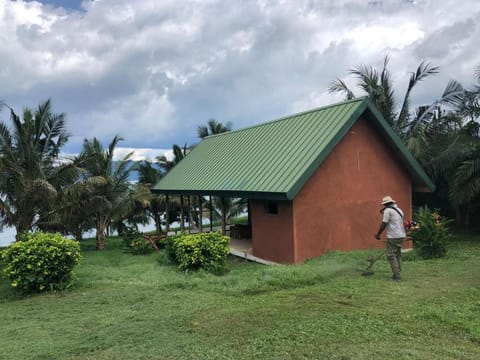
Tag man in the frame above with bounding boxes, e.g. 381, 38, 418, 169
374, 195, 406, 282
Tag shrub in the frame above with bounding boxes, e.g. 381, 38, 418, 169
164, 234, 182, 263
2, 232, 81, 293
167, 232, 230, 273
122, 225, 140, 249
130, 237, 154, 255
410, 206, 453, 259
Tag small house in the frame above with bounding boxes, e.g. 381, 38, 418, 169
152, 97, 434, 263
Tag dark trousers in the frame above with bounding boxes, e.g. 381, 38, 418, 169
386, 238, 404, 278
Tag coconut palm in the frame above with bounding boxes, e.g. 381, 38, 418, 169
156, 143, 189, 173
78, 136, 136, 250
197, 118, 232, 139
443, 66, 480, 208
137, 160, 165, 233
329, 56, 464, 162
0, 99, 77, 239
329, 56, 439, 131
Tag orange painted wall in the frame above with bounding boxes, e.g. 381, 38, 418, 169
292, 116, 412, 263
250, 200, 295, 263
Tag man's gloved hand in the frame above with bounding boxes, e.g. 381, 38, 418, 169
374, 234, 381, 240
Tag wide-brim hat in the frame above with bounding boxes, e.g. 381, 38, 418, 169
381, 195, 395, 205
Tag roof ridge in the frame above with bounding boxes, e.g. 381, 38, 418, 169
204, 97, 368, 140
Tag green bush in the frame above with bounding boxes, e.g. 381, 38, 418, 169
122, 225, 140, 249
164, 234, 182, 263
410, 206, 453, 259
130, 237, 154, 255
167, 232, 230, 273
2, 232, 81, 293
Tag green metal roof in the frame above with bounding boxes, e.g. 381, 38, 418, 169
152, 97, 435, 200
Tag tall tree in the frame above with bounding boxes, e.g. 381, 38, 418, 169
156, 143, 189, 173
329, 56, 463, 162
439, 66, 480, 210
0, 99, 76, 239
137, 160, 165, 233
78, 136, 135, 250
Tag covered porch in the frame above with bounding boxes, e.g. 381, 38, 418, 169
228, 236, 278, 265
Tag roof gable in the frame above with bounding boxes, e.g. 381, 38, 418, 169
153, 97, 434, 199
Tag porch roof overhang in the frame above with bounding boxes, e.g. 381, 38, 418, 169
152, 189, 289, 201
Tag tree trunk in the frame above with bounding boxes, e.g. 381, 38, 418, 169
221, 197, 227, 236
74, 229, 83, 242
15, 213, 34, 241
455, 205, 461, 226
96, 217, 108, 250
154, 212, 162, 234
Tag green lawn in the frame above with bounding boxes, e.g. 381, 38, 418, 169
1, 234, 479, 360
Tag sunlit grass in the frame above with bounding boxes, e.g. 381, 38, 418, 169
0, 234, 479, 359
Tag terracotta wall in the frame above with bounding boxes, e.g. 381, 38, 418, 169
250, 199, 295, 263
292, 117, 412, 263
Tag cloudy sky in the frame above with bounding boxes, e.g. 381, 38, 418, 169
1, 0, 479, 160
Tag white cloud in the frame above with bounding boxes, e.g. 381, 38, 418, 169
0, 0, 479, 155
113, 147, 170, 162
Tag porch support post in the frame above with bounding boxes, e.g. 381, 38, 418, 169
165, 194, 170, 234
198, 196, 203, 233
221, 197, 227, 236
180, 195, 185, 233
209, 195, 213, 232
187, 196, 192, 234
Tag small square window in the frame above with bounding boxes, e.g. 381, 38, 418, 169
264, 201, 278, 215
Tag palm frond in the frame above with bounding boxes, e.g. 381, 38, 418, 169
398, 61, 439, 128
328, 78, 355, 100
450, 158, 480, 205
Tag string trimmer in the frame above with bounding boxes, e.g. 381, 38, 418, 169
361, 250, 385, 276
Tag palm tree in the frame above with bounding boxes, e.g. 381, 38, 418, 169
78, 136, 136, 250
0, 99, 76, 239
443, 66, 480, 209
421, 65, 480, 225
329, 56, 439, 130
137, 160, 165, 233
329, 56, 463, 162
197, 119, 237, 231
156, 143, 189, 173
197, 119, 232, 139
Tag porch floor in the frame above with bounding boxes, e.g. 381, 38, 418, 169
229, 237, 278, 265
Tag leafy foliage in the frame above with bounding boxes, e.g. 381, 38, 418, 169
130, 237, 154, 255
121, 224, 141, 248
77, 136, 136, 250
197, 118, 232, 139
121, 225, 154, 255
410, 206, 453, 259
0, 100, 77, 237
165, 232, 230, 273
2, 232, 81, 293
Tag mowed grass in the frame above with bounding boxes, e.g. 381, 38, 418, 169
1, 234, 479, 360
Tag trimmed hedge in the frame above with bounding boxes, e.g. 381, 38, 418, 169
2, 232, 81, 293
165, 232, 230, 273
